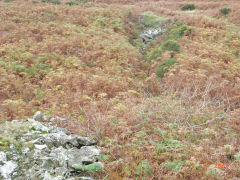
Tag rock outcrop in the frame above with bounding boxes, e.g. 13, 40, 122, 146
0, 112, 103, 180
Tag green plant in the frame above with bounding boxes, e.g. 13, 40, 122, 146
161, 160, 185, 172
65, 1, 78, 5
181, 4, 195, 11
220, 8, 231, 15
135, 160, 153, 177
41, 0, 61, 4
32, 0, 39, 3
170, 25, 189, 39
149, 47, 163, 60
4, 0, 15, 2
74, 162, 103, 172
162, 40, 180, 53
76, 0, 88, 3
156, 58, 177, 78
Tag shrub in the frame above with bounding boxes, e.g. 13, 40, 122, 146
4, 0, 15, 2
32, 0, 39, 3
162, 40, 180, 53
156, 58, 177, 78
220, 8, 231, 15
76, 0, 88, 3
148, 47, 162, 60
41, 0, 61, 4
65, 1, 78, 5
181, 4, 195, 11
170, 25, 189, 39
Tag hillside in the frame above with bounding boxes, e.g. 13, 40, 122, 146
0, 0, 240, 179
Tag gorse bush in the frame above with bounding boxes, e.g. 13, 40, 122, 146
181, 4, 195, 11
156, 58, 177, 78
220, 8, 231, 15
41, 0, 61, 4
161, 40, 180, 53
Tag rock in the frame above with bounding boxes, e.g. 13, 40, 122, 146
34, 144, 48, 150
0, 152, 7, 163
0, 113, 103, 179
22, 147, 30, 155
78, 177, 94, 180
56, 116, 67, 123
0, 161, 18, 179
31, 120, 50, 132
33, 111, 44, 121
77, 136, 96, 146
68, 146, 101, 168
49, 147, 69, 167
55, 167, 68, 176
50, 116, 67, 123
43, 171, 53, 180
53, 176, 65, 180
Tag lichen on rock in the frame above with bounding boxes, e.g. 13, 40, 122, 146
0, 112, 103, 180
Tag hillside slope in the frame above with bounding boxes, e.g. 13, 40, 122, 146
0, 0, 240, 179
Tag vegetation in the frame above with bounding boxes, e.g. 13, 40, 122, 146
156, 58, 177, 78
220, 8, 231, 15
0, 0, 240, 179
181, 4, 195, 11
41, 0, 61, 4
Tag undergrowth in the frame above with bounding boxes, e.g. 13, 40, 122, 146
0, 0, 240, 179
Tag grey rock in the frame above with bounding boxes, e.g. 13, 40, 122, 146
53, 176, 64, 180
77, 136, 96, 146
33, 111, 44, 121
43, 171, 53, 180
78, 177, 94, 180
0, 152, 7, 163
49, 147, 69, 167
55, 167, 68, 176
31, 120, 50, 132
0, 161, 18, 179
34, 144, 48, 150
0, 113, 103, 179
56, 116, 67, 123
22, 148, 30, 155
68, 146, 101, 168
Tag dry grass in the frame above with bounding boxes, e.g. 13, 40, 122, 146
0, 0, 240, 179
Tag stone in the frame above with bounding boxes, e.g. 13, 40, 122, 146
33, 111, 44, 121
0, 113, 103, 179
0, 161, 18, 179
22, 148, 30, 155
31, 120, 50, 132
0, 152, 7, 163
34, 144, 48, 150
68, 146, 101, 168
43, 171, 53, 180
77, 136, 96, 146
53, 176, 65, 180
78, 177, 94, 180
